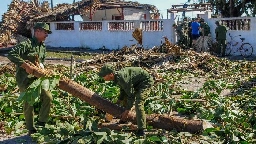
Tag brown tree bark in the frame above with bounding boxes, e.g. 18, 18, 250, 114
24, 62, 212, 133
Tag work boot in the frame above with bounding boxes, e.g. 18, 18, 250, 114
28, 129, 37, 136
36, 121, 46, 128
136, 129, 145, 137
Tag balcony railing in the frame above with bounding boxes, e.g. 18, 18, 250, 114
80, 22, 102, 30
108, 21, 134, 31
220, 19, 250, 30
140, 21, 163, 31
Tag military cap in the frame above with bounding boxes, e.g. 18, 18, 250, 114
98, 64, 115, 77
172, 23, 177, 27
34, 23, 52, 34
215, 21, 220, 24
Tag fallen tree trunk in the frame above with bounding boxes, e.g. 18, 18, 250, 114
24, 62, 212, 133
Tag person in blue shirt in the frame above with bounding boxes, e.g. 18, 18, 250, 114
191, 18, 201, 46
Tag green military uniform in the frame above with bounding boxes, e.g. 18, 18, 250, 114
115, 67, 153, 130
99, 65, 154, 130
215, 21, 227, 56
173, 23, 186, 48
200, 22, 211, 36
7, 23, 52, 132
188, 21, 193, 47
174, 24, 184, 43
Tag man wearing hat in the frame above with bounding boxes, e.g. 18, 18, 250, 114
215, 21, 227, 56
8, 23, 52, 135
98, 64, 154, 136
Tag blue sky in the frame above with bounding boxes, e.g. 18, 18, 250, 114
1, 0, 199, 20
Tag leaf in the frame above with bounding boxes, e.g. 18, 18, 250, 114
4, 107, 12, 113
59, 128, 70, 136
94, 132, 107, 144
18, 86, 41, 106
232, 134, 240, 142
204, 128, 217, 133
41, 79, 50, 91
17, 92, 26, 102
134, 139, 145, 144
49, 75, 60, 90
149, 135, 162, 142
15, 121, 24, 130
19, 114, 25, 120
28, 78, 42, 89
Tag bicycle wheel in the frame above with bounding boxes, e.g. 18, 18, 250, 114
240, 43, 253, 57
225, 42, 232, 56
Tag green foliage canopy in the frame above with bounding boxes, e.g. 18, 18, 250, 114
187, 0, 256, 17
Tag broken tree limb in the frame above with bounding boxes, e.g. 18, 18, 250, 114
22, 62, 212, 133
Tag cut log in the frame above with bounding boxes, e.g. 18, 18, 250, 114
23, 62, 212, 133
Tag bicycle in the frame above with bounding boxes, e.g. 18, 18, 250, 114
226, 33, 253, 57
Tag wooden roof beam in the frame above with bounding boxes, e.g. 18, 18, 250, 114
171, 3, 211, 7
167, 8, 209, 13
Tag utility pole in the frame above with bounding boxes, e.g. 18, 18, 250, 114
72, 0, 75, 21
230, 0, 233, 17
51, 0, 53, 10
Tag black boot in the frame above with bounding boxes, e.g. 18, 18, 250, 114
136, 129, 145, 137
36, 121, 46, 128
28, 129, 37, 136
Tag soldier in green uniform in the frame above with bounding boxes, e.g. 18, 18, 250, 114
181, 17, 190, 49
200, 19, 211, 36
7, 23, 52, 135
173, 23, 184, 45
195, 18, 212, 52
98, 64, 154, 136
215, 21, 227, 56
187, 18, 194, 47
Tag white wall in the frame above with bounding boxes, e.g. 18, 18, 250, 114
45, 20, 174, 49
45, 10, 256, 56
123, 8, 150, 20
82, 8, 151, 21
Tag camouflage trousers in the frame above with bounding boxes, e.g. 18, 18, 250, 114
19, 86, 52, 131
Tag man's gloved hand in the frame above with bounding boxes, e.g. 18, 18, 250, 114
21, 62, 33, 74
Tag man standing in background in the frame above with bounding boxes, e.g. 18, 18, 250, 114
215, 21, 227, 57
191, 18, 201, 47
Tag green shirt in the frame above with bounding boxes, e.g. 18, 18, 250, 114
176, 25, 184, 36
7, 37, 46, 88
114, 67, 154, 109
200, 23, 211, 36
215, 25, 227, 40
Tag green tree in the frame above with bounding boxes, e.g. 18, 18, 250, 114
187, 0, 256, 17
